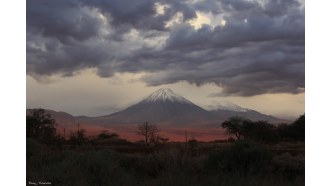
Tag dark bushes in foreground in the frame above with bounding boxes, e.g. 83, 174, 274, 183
222, 114, 305, 143
277, 115, 305, 141
26, 111, 304, 185
27, 140, 304, 186
206, 140, 272, 175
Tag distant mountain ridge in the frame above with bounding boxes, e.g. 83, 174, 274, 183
208, 101, 288, 123
28, 88, 289, 128
84, 88, 218, 126
209, 109, 287, 123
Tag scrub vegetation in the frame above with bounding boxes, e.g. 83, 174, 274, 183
27, 109, 304, 186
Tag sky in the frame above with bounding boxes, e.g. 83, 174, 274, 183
26, 0, 305, 120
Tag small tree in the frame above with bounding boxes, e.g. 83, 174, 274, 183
67, 129, 88, 147
221, 117, 251, 140
291, 114, 305, 141
137, 122, 159, 145
77, 129, 87, 145
243, 120, 278, 143
26, 109, 57, 144
276, 114, 305, 141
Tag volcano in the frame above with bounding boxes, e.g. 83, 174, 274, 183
81, 88, 218, 126
30, 88, 289, 141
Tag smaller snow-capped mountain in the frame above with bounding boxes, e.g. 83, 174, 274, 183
75, 89, 288, 125
209, 101, 288, 123
209, 100, 251, 112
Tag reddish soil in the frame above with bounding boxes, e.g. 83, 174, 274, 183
57, 124, 229, 142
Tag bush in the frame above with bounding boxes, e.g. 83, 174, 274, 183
272, 153, 305, 180
27, 140, 304, 185
206, 141, 272, 175
27, 150, 135, 186
26, 109, 57, 145
243, 121, 279, 143
26, 138, 42, 158
276, 114, 305, 142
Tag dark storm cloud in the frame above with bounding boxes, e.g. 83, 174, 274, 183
27, 0, 105, 44
27, 0, 305, 96
86, 0, 196, 30
140, 39, 304, 96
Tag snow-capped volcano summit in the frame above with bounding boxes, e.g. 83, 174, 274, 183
144, 88, 192, 104
91, 88, 217, 125
73, 88, 287, 126
70, 88, 288, 127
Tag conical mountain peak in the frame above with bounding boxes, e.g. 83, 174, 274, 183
102, 87, 215, 124
144, 88, 192, 104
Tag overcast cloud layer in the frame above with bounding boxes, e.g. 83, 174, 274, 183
27, 0, 305, 96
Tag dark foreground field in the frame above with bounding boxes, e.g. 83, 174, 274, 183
27, 110, 305, 186
27, 139, 304, 186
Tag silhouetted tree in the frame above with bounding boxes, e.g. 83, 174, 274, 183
276, 123, 290, 139
68, 131, 77, 145
243, 120, 278, 143
291, 114, 305, 140
77, 129, 87, 145
221, 117, 252, 140
67, 129, 88, 147
26, 109, 57, 144
276, 114, 305, 141
137, 122, 159, 145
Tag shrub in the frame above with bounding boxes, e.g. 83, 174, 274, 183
206, 140, 273, 175
26, 109, 57, 145
29, 150, 135, 186
26, 138, 42, 158
272, 153, 305, 180
243, 121, 279, 143
276, 114, 305, 141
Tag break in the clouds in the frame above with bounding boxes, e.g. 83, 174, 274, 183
27, 0, 304, 97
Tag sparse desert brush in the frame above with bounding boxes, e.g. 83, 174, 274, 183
29, 150, 135, 186
272, 153, 305, 180
27, 139, 304, 186
26, 138, 43, 158
205, 140, 273, 174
